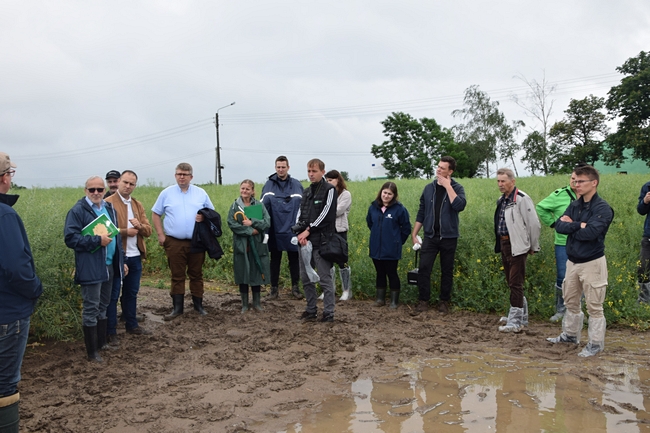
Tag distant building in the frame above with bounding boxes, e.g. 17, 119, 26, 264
594, 149, 649, 175
371, 162, 388, 180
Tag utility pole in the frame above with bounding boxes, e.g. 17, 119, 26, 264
215, 102, 235, 185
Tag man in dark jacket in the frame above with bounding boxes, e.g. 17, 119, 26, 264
296, 159, 338, 322
547, 165, 613, 357
636, 179, 650, 303
0, 153, 43, 430
64, 176, 126, 362
411, 156, 467, 313
261, 156, 304, 299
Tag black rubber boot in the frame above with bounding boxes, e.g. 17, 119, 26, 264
83, 325, 103, 362
97, 318, 109, 350
374, 288, 386, 307
192, 296, 207, 316
291, 284, 304, 300
240, 291, 249, 313
252, 291, 263, 312
389, 291, 400, 309
268, 286, 279, 300
164, 294, 184, 321
0, 393, 20, 433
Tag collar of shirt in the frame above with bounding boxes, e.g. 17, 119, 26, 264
117, 191, 131, 205
85, 196, 105, 211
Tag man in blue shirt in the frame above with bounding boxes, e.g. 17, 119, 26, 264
0, 153, 43, 430
64, 176, 126, 362
152, 163, 214, 320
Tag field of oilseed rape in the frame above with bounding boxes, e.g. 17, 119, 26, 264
12, 173, 650, 340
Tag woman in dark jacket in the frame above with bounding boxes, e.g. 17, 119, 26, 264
366, 182, 411, 309
227, 180, 271, 313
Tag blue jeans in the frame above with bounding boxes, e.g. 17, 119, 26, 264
81, 266, 113, 327
107, 268, 122, 335
555, 245, 568, 287
0, 317, 30, 397
122, 256, 143, 331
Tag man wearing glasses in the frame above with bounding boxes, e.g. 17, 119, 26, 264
152, 163, 214, 320
64, 175, 126, 362
547, 165, 613, 357
0, 153, 43, 429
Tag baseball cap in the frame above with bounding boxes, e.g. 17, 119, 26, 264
105, 170, 121, 179
0, 152, 17, 173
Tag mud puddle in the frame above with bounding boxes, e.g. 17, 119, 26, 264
285, 338, 650, 432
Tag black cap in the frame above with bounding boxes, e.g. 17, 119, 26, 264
105, 170, 121, 180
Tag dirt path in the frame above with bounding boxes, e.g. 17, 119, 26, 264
19, 286, 650, 432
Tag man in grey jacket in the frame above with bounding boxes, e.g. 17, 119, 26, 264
493, 168, 541, 333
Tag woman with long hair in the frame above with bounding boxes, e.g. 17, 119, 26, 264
366, 182, 411, 308
325, 170, 352, 300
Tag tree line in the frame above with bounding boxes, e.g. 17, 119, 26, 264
371, 50, 650, 178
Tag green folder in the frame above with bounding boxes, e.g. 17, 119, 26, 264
244, 204, 264, 220
81, 213, 119, 253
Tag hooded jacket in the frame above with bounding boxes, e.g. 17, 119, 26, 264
261, 173, 303, 252
64, 198, 124, 286
0, 193, 43, 323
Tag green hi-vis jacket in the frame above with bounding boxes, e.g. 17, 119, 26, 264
535, 185, 577, 246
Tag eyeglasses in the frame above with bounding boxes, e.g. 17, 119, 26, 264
2, 170, 15, 177
175, 173, 191, 177
86, 187, 105, 193
570, 179, 593, 186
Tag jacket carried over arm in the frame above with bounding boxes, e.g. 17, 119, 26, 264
191, 208, 225, 260
64, 198, 125, 286
0, 193, 43, 323
494, 188, 541, 256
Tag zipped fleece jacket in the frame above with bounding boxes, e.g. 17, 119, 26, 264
297, 178, 337, 246
261, 173, 304, 252
637, 181, 650, 238
0, 193, 43, 323
64, 198, 124, 286
104, 193, 152, 259
555, 192, 613, 264
366, 200, 412, 260
494, 188, 541, 257
415, 178, 466, 239
536, 185, 576, 246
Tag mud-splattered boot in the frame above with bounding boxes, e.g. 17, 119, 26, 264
374, 288, 386, 307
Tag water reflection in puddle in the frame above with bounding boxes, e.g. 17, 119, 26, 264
284, 345, 650, 432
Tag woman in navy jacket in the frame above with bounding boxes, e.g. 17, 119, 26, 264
366, 182, 411, 309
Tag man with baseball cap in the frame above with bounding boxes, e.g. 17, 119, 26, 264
0, 152, 43, 430
105, 170, 121, 198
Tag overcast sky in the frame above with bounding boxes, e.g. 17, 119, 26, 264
1, 1, 648, 188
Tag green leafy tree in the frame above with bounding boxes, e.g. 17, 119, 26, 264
371, 112, 460, 179
550, 95, 609, 170
452, 85, 521, 177
605, 50, 650, 166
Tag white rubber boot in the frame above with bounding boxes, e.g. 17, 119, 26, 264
339, 267, 351, 301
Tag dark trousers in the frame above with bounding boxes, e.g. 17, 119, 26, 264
121, 256, 143, 331
239, 284, 261, 294
500, 238, 527, 308
417, 236, 458, 302
372, 259, 400, 292
270, 250, 300, 287
163, 236, 206, 297
638, 238, 650, 283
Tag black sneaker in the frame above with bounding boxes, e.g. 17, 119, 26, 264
300, 311, 317, 321
320, 313, 334, 323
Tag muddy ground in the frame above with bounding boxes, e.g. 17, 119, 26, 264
19, 286, 650, 432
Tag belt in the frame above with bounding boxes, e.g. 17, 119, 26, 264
500, 235, 509, 240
